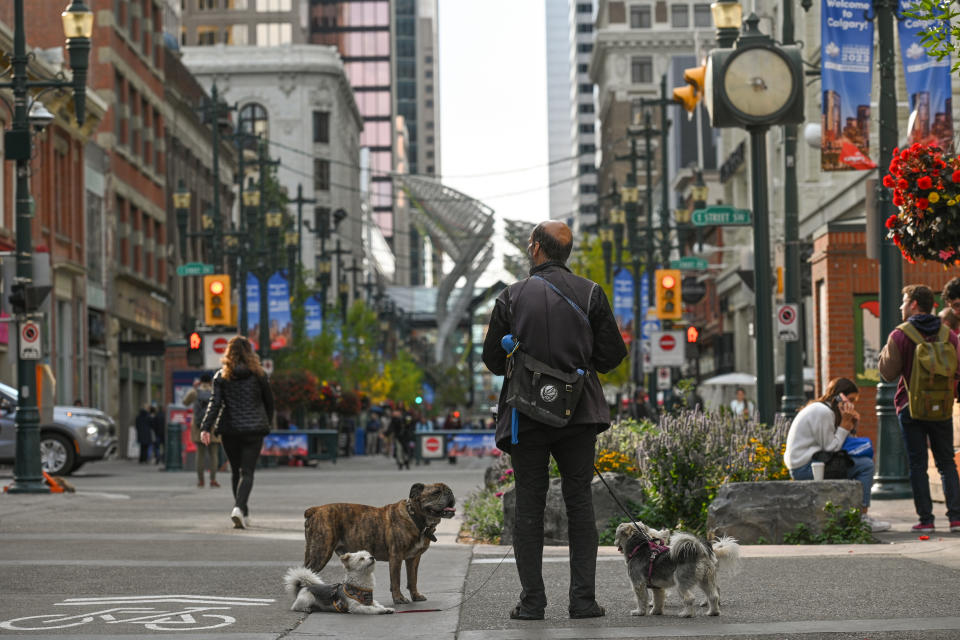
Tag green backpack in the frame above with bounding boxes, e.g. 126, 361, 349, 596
899, 322, 959, 421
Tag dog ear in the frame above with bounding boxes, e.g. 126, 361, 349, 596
339, 552, 351, 562
409, 483, 425, 500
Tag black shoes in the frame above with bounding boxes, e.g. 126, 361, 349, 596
509, 605, 544, 621
569, 604, 605, 619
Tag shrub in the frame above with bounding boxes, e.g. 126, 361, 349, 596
461, 487, 507, 544
782, 502, 874, 544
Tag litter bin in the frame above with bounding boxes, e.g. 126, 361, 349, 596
165, 422, 183, 471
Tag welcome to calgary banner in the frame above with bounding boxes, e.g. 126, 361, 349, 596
820, 0, 876, 170
898, 0, 953, 152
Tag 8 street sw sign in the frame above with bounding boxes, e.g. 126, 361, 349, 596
692, 206, 752, 227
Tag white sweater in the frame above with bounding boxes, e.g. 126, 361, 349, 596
783, 402, 850, 470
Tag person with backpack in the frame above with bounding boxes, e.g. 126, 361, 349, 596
878, 283, 960, 533
183, 373, 220, 488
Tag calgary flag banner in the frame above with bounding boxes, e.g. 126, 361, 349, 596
898, 0, 953, 152
820, 0, 876, 171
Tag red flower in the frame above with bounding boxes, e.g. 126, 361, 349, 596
917, 176, 933, 190
917, 198, 930, 209
897, 178, 909, 190
882, 175, 895, 188
952, 169, 960, 183
885, 214, 898, 229
892, 147, 899, 156
892, 192, 904, 206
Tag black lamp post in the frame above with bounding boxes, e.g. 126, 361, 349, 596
237, 178, 260, 336
600, 226, 614, 284
711, 0, 742, 48
3, 0, 93, 493
173, 180, 192, 258
260, 208, 284, 358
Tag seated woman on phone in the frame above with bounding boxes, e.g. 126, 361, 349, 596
783, 377, 891, 533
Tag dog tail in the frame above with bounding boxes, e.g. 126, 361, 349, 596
668, 532, 711, 562
711, 536, 742, 575
284, 566, 323, 596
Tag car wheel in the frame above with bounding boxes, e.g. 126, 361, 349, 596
40, 433, 75, 476
70, 460, 86, 473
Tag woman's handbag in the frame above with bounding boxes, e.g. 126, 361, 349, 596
811, 449, 854, 479
842, 436, 874, 458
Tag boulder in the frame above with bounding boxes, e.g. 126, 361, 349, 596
501, 472, 645, 545
706, 480, 861, 544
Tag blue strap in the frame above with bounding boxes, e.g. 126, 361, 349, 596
532, 275, 589, 324
511, 408, 519, 445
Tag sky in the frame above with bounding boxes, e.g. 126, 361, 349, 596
438, 0, 550, 272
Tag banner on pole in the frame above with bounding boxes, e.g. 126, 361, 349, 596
612, 267, 634, 345
898, 0, 953, 152
267, 271, 292, 350
305, 294, 323, 338
820, 0, 876, 171
245, 272, 260, 349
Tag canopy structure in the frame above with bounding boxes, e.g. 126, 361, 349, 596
394, 175, 495, 364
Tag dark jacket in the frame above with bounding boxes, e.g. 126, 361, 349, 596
482, 261, 627, 451
878, 313, 960, 415
201, 364, 275, 436
135, 409, 153, 444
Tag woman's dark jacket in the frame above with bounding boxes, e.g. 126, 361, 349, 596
200, 364, 275, 436
481, 261, 627, 451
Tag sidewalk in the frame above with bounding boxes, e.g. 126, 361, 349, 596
2, 457, 960, 639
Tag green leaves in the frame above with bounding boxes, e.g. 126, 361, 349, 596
905, 0, 960, 72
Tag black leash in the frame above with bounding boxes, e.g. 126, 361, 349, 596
396, 544, 514, 614
593, 465, 645, 537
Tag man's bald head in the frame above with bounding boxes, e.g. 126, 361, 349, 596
529, 221, 573, 264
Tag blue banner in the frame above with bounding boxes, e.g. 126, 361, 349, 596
245, 272, 260, 349
820, 0, 876, 171
612, 267, 634, 345
899, 0, 953, 151
639, 273, 649, 328
304, 294, 323, 338
267, 271, 292, 350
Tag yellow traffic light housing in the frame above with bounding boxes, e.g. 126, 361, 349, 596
203, 274, 232, 326
673, 65, 707, 116
655, 269, 682, 320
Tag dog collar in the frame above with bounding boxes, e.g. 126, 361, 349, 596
405, 500, 438, 542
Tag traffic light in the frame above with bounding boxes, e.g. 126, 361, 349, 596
672, 65, 706, 116
203, 274, 232, 326
187, 331, 204, 367
687, 326, 700, 343
655, 269, 682, 320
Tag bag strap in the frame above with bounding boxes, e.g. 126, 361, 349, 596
532, 275, 589, 325
898, 321, 925, 345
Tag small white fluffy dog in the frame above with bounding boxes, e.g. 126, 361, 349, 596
614, 521, 741, 618
284, 550, 394, 614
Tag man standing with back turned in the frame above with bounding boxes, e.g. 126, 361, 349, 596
482, 221, 627, 621
878, 284, 960, 533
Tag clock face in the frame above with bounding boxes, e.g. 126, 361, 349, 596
722, 48, 795, 119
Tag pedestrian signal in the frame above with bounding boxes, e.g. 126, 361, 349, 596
203, 274, 232, 326
672, 65, 706, 116
655, 269, 682, 320
687, 326, 699, 343
187, 331, 204, 367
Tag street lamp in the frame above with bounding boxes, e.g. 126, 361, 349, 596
173, 180, 192, 257
3, 0, 93, 493
710, 0, 742, 48
238, 178, 260, 336
259, 209, 284, 358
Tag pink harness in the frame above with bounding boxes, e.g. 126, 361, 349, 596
627, 539, 670, 586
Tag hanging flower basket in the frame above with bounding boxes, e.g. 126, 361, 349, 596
884, 143, 960, 265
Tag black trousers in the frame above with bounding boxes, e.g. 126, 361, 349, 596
510, 424, 598, 615
220, 433, 264, 517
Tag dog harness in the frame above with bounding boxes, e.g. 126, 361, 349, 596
627, 538, 670, 587
405, 499, 438, 542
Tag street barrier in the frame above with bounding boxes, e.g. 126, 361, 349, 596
414, 430, 498, 463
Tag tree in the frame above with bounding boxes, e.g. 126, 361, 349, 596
904, 2, 960, 72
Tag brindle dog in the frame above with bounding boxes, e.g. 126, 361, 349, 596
303, 482, 456, 604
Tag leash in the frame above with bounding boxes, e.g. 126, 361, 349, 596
593, 464, 645, 536
395, 545, 515, 613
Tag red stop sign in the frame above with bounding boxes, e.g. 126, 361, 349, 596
213, 337, 229, 354
659, 334, 676, 351
424, 437, 440, 453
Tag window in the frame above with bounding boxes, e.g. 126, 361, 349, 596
255, 0, 290, 11
425, 70, 433, 78
314, 159, 330, 191
630, 5, 651, 28
227, 24, 248, 44
577, 23, 593, 33
577, 42, 593, 53
671, 4, 689, 28
256, 22, 291, 45
631, 56, 652, 83
425, 84, 433, 93
238, 102, 268, 138
426, 165, 434, 173
577, 3, 592, 13
198, 0, 216, 8
578, 63, 589, 73
579, 143, 596, 154
578, 103, 595, 114
579, 123, 594, 134
398, 60, 415, 78
196, 25, 218, 45
579, 162, 597, 174
313, 111, 330, 143
579, 83, 593, 94
425, 99, 433, 108
580, 184, 598, 194
426, 135, 434, 144
694, 4, 712, 27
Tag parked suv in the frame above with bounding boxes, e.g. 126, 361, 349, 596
0, 382, 118, 475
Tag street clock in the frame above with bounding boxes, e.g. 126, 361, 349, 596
705, 14, 804, 128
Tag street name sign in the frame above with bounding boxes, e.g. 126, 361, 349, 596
176, 262, 215, 276
671, 256, 708, 270
692, 206, 751, 227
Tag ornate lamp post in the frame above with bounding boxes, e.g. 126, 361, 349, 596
711, 0, 742, 48
238, 178, 260, 336
173, 180, 192, 257
259, 208, 284, 358
3, 0, 93, 493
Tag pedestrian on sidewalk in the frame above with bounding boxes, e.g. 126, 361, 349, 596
940, 277, 960, 335
783, 377, 890, 532
184, 373, 220, 488
200, 335, 275, 530
150, 405, 165, 464
878, 283, 960, 533
135, 405, 153, 464
482, 220, 627, 621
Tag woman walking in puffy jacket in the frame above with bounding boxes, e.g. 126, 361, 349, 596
200, 336, 274, 529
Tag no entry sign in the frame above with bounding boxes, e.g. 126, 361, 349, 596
649, 331, 685, 367
212, 337, 229, 354
420, 434, 445, 459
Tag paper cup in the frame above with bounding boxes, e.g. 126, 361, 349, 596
811, 461, 825, 481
